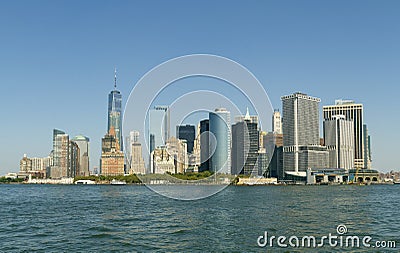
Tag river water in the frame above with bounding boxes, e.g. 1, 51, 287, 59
0, 184, 398, 252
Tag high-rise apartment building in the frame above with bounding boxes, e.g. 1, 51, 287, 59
209, 108, 231, 174
323, 100, 364, 169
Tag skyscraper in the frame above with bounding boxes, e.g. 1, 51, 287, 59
231, 108, 259, 175
100, 127, 124, 176
363, 124, 372, 169
72, 135, 90, 176
108, 69, 123, 151
209, 108, 231, 174
148, 106, 170, 152
69, 140, 80, 177
199, 119, 210, 172
127, 131, 146, 175
324, 115, 354, 170
51, 129, 70, 178
176, 124, 195, 153
190, 123, 201, 170
166, 137, 188, 173
281, 92, 328, 174
323, 100, 364, 169
272, 109, 282, 134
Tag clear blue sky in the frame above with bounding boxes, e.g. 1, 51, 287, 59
1, 0, 399, 174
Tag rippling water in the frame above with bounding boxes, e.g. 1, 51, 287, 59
0, 184, 399, 252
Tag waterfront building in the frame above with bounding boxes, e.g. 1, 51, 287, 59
256, 148, 269, 177
323, 100, 365, 169
209, 108, 231, 174
20, 154, 32, 172
323, 115, 354, 170
108, 69, 123, 151
363, 124, 372, 169
268, 146, 284, 179
100, 127, 125, 176
51, 129, 70, 178
306, 168, 349, 184
69, 140, 80, 177
272, 109, 282, 134
148, 106, 170, 153
231, 108, 259, 175
71, 135, 90, 176
199, 119, 210, 172
20, 154, 52, 178
348, 169, 379, 183
176, 124, 195, 153
281, 92, 328, 175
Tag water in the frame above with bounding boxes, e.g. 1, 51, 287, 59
0, 184, 399, 252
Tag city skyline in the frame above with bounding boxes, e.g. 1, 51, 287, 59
1, 1, 400, 174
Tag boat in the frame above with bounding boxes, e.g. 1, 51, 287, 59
394, 181, 400, 185
110, 179, 126, 185
75, 179, 96, 185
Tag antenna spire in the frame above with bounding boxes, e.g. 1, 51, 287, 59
114, 67, 117, 90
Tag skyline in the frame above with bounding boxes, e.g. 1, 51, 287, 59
1, 1, 400, 174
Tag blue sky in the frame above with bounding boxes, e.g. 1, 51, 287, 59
0, 0, 399, 174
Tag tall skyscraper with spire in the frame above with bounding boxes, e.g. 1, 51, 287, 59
108, 68, 123, 151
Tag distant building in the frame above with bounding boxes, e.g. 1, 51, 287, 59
324, 115, 354, 170
71, 135, 90, 176
268, 146, 284, 179
272, 109, 282, 134
281, 92, 328, 175
20, 154, 52, 179
149, 106, 170, 153
108, 69, 123, 151
100, 127, 124, 176
176, 124, 195, 153
151, 147, 175, 174
51, 129, 70, 178
256, 149, 269, 177
126, 131, 146, 175
231, 108, 259, 175
199, 119, 210, 172
20, 154, 32, 172
166, 137, 188, 173
363, 124, 372, 169
323, 100, 364, 169
189, 123, 201, 171
234, 113, 258, 124
69, 140, 80, 177
209, 108, 231, 174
